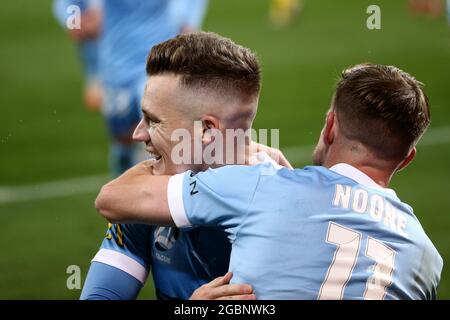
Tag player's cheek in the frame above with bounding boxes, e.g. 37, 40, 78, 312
157, 129, 173, 159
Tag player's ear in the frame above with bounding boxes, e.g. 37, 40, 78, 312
323, 111, 336, 146
396, 147, 416, 172
201, 115, 220, 144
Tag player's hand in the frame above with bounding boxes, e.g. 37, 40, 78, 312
83, 82, 103, 111
249, 141, 293, 169
190, 272, 256, 300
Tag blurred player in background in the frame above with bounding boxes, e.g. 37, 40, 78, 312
99, 0, 208, 176
53, 0, 103, 111
270, 0, 301, 26
97, 62, 442, 299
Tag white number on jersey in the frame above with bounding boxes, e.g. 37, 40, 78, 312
318, 222, 396, 300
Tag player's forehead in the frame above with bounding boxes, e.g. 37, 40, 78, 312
141, 74, 186, 117
141, 76, 170, 112
141, 82, 153, 110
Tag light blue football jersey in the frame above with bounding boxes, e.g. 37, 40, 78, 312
168, 162, 443, 299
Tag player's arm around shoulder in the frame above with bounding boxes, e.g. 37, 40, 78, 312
95, 145, 292, 227
95, 160, 174, 226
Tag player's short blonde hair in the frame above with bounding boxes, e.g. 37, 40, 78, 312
146, 32, 261, 101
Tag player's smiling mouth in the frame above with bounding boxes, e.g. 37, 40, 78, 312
146, 148, 162, 161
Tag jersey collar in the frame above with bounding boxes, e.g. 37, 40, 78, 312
329, 163, 397, 197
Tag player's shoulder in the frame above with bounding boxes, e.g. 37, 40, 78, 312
194, 158, 293, 180
257, 164, 332, 183
185, 162, 331, 193
181, 161, 282, 198
189, 164, 263, 189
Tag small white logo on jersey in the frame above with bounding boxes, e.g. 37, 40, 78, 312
154, 227, 179, 251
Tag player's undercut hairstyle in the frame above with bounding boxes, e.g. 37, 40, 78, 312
146, 32, 261, 100
333, 63, 431, 159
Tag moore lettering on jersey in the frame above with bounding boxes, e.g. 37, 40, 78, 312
333, 184, 408, 238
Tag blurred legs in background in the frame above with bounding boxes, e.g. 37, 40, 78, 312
109, 142, 147, 177
102, 79, 147, 176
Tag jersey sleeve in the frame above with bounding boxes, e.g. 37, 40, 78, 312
91, 223, 152, 285
167, 165, 262, 239
80, 262, 142, 300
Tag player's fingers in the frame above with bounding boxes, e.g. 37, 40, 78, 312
210, 283, 253, 299
216, 294, 256, 300
264, 146, 293, 169
189, 273, 235, 300
276, 150, 293, 169
205, 272, 233, 288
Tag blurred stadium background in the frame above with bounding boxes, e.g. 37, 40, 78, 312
0, 0, 449, 299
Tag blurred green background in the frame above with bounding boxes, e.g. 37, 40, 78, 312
0, 0, 449, 299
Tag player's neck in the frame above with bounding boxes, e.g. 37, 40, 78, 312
324, 151, 395, 188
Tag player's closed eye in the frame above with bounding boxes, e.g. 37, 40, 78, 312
145, 116, 158, 128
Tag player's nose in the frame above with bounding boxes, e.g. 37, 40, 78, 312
132, 120, 149, 142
